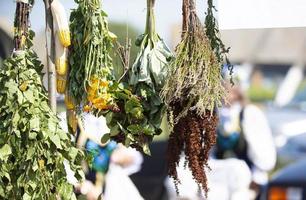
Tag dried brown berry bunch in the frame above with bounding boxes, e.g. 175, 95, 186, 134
167, 102, 218, 194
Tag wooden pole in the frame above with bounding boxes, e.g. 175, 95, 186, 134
43, 0, 57, 112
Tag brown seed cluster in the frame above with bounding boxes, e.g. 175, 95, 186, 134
167, 102, 218, 195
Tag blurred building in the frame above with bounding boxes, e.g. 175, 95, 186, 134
172, 26, 306, 105
222, 28, 306, 105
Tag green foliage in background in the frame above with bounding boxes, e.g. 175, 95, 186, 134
247, 85, 277, 102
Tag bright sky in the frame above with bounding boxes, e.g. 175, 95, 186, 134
0, 0, 206, 43
218, 0, 306, 29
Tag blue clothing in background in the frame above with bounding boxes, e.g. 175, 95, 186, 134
85, 140, 117, 174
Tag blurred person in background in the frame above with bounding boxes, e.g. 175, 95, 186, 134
59, 111, 144, 200
214, 83, 277, 199
129, 116, 171, 200
166, 157, 252, 200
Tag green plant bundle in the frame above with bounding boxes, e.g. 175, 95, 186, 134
101, 82, 156, 155
130, 0, 173, 91
123, 0, 173, 151
0, 47, 84, 199
68, 0, 158, 154
68, 0, 116, 109
162, 0, 225, 120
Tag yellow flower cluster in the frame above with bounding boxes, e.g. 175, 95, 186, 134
86, 77, 113, 111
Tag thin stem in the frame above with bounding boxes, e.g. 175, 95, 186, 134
146, 0, 156, 41
117, 39, 131, 82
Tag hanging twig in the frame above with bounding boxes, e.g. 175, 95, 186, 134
205, 0, 233, 84
43, 0, 57, 112
116, 38, 131, 82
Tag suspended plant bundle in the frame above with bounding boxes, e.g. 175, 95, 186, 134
162, 0, 225, 194
102, 82, 153, 154
111, 0, 173, 152
130, 0, 173, 91
68, 0, 116, 112
0, 1, 84, 199
205, 0, 233, 80
68, 0, 172, 154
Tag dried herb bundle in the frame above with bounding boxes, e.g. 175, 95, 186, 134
0, 2, 84, 199
162, 1, 224, 117
205, 0, 233, 80
162, 0, 225, 194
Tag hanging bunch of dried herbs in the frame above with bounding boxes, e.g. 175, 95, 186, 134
205, 0, 233, 79
162, 0, 225, 194
68, 0, 116, 112
111, 0, 173, 152
0, 1, 84, 199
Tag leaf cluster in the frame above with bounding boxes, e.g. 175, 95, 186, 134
68, 0, 115, 107
101, 82, 161, 155
117, 0, 173, 153
0, 51, 84, 200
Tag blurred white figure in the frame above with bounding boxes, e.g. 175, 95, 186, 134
104, 164, 144, 200
207, 159, 252, 200
59, 112, 143, 200
166, 158, 251, 200
215, 84, 277, 198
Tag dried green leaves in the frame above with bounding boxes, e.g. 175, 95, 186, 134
102, 82, 157, 155
205, 0, 233, 80
0, 2, 84, 198
130, 0, 173, 92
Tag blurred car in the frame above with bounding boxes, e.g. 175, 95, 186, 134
261, 158, 306, 200
277, 133, 306, 164
266, 82, 306, 165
